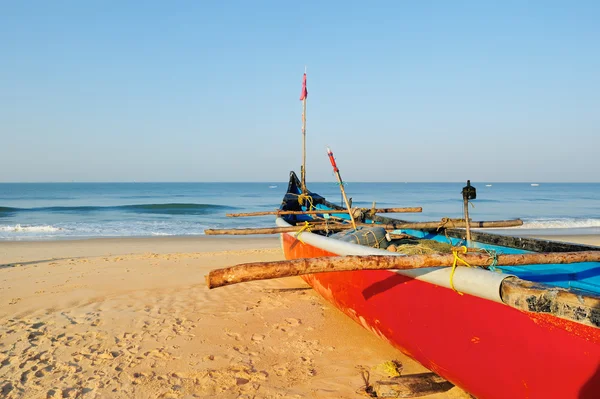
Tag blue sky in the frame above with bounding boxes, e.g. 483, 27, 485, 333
1, 1, 598, 182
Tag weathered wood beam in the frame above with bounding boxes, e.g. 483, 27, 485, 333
501, 277, 600, 328
373, 373, 454, 398
205, 219, 524, 236
367, 207, 423, 214
381, 219, 523, 230
204, 224, 352, 235
226, 207, 423, 217
446, 229, 600, 253
206, 251, 600, 288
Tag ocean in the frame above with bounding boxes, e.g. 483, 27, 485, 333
0, 181, 598, 240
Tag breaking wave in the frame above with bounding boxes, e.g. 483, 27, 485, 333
521, 218, 600, 229
0, 224, 62, 232
0, 203, 235, 216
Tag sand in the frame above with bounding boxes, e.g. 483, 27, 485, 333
1, 234, 598, 398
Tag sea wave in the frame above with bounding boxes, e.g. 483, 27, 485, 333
0, 203, 235, 216
119, 203, 233, 215
0, 220, 217, 240
0, 224, 62, 232
521, 218, 600, 229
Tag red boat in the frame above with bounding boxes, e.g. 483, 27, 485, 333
276, 171, 600, 399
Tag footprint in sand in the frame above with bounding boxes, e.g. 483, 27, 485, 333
251, 334, 264, 342
232, 346, 256, 357
9, 297, 21, 305
272, 363, 290, 376
144, 348, 173, 360
1, 382, 15, 396
224, 330, 241, 341
285, 318, 301, 327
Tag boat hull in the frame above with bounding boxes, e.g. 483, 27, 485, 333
281, 233, 600, 399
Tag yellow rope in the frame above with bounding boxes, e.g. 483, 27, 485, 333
295, 221, 312, 244
297, 193, 315, 210
449, 246, 471, 295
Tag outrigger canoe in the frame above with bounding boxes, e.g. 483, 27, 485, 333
276, 171, 600, 399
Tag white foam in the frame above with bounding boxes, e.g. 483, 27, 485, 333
0, 224, 62, 232
0, 220, 214, 240
521, 218, 600, 229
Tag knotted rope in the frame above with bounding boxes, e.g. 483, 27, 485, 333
295, 221, 313, 244
296, 193, 315, 210
450, 246, 471, 295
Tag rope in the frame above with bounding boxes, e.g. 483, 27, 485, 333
341, 227, 389, 249
449, 246, 471, 295
332, 180, 346, 206
481, 248, 499, 272
367, 229, 388, 249
436, 217, 455, 232
367, 229, 377, 248
443, 227, 462, 247
297, 193, 315, 210
462, 200, 475, 218
295, 221, 312, 244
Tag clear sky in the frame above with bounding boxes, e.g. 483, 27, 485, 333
1, 1, 599, 182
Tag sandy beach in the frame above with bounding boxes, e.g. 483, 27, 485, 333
1, 235, 598, 398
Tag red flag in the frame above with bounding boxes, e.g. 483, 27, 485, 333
299, 73, 307, 100
326, 147, 338, 172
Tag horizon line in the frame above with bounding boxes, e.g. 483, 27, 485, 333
1, 181, 599, 184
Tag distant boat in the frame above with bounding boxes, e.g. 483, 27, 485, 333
268, 185, 278, 189
485, 184, 492, 187
531, 183, 540, 187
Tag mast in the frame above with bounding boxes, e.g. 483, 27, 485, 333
327, 147, 357, 230
300, 68, 308, 192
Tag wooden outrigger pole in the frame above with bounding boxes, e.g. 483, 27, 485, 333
204, 218, 523, 236
206, 251, 600, 289
225, 207, 423, 217
300, 68, 308, 193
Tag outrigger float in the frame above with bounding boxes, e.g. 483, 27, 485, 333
205, 73, 600, 399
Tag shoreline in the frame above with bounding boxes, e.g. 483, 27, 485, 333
521, 234, 600, 246
1, 232, 598, 256
2, 233, 598, 269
